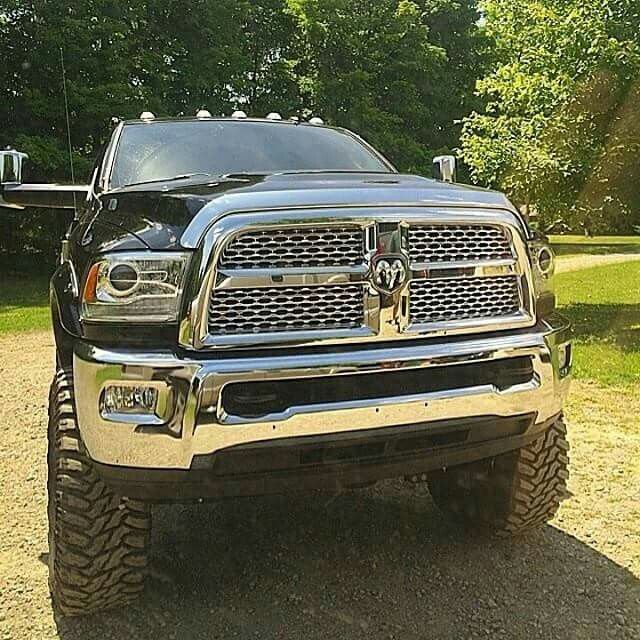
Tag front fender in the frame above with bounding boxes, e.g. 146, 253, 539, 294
50, 261, 82, 366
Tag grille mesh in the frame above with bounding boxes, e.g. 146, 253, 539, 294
409, 225, 513, 264
410, 276, 521, 324
208, 284, 364, 335
220, 226, 364, 269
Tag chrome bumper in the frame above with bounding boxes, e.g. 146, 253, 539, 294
73, 315, 571, 470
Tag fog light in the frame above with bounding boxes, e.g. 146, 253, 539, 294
102, 384, 158, 415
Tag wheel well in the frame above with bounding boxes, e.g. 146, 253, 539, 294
51, 295, 74, 369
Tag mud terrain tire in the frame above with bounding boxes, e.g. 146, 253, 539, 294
47, 369, 151, 616
428, 418, 569, 535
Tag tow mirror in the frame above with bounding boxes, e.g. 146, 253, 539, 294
432, 155, 457, 183
0, 148, 28, 185
0, 147, 89, 210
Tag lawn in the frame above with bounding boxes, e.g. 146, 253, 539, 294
555, 261, 640, 386
0, 276, 51, 335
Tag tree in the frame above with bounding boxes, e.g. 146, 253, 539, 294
460, 0, 640, 233
287, 0, 484, 172
239, 0, 302, 116
0, 0, 304, 268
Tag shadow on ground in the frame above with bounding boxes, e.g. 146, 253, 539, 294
54, 483, 638, 640
561, 303, 640, 351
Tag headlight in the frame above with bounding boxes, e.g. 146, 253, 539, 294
81, 252, 190, 322
528, 237, 555, 318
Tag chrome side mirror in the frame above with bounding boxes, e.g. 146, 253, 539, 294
1, 147, 90, 209
0, 148, 28, 184
432, 155, 457, 183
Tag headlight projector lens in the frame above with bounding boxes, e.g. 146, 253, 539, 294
108, 263, 139, 294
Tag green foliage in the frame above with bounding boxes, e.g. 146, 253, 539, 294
460, 0, 640, 233
288, 0, 485, 171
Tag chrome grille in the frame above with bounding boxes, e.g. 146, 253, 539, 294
408, 225, 513, 264
409, 276, 521, 324
208, 284, 365, 335
198, 213, 533, 349
220, 226, 364, 269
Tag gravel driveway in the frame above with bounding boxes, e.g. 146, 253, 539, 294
1, 332, 638, 640
555, 253, 640, 273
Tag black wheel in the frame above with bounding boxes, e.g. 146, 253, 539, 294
47, 369, 151, 616
428, 417, 570, 535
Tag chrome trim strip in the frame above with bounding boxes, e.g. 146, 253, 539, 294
100, 121, 125, 191
201, 326, 376, 348
405, 312, 534, 336
216, 264, 368, 289
410, 258, 519, 276
181, 203, 529, 249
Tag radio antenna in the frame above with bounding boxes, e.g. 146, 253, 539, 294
59, 47, 77, 215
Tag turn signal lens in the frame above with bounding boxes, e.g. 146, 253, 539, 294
83, 263, 100, 303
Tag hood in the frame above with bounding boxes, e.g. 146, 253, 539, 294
98, 172, 518, 250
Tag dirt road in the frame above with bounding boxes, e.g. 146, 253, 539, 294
555, 253, 640, 273
1, 331, 638, 639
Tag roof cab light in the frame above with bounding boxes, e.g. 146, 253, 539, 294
231, 110, 248, 119
266, 112, 282, 120
139, 111, 155, 121
309, 117, 325, 125
196, 109, 212, 118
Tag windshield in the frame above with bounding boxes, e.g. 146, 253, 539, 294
109, 120, 391, 188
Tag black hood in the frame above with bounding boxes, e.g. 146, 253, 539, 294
97, 172, 517, 250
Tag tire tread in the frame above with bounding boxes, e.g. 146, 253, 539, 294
428, 418, 570, 536
48, 369, 150, 616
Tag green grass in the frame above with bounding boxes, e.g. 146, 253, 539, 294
0, 276, 51, 334
556, 261, 640, 386
549, 234, 640, 257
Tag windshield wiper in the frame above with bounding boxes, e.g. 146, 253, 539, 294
220, 169, 394, 179
122, 173, 212, 188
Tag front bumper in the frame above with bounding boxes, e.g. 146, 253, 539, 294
73, 314, 571, 472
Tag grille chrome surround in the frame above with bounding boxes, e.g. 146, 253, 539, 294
208, 284, 365, 335
409, 276, 522, 325
409, 224, 513, 265
180, 208, 536, 350
220, 225, 364, 269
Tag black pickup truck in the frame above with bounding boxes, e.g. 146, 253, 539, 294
0, 113, 571, 616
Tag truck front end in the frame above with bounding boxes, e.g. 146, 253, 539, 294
1, 115, 572, 616
73, 202, 571, 501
